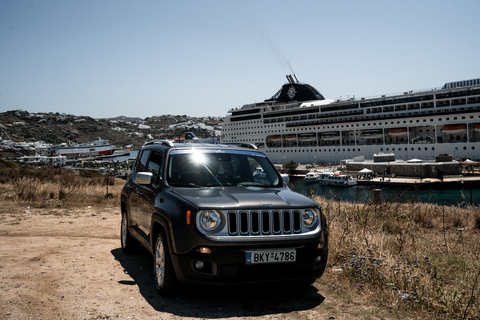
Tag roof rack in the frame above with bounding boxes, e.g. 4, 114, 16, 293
221, 142, 258, 150
144, 140, 175, 147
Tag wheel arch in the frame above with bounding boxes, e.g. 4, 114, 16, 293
150, 213, 175, 255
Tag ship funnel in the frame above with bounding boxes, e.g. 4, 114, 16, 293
286, 75, 294, 84
293, 74, 299, 83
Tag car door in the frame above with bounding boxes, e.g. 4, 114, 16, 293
136, 150, 163, 238
129, 149, 150, 233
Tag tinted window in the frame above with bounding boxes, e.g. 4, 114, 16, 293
147, 151, 163, 186
136, 150, 150, 173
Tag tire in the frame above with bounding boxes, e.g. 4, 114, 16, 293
153, 232, 177, 296
121, 210, 137, 254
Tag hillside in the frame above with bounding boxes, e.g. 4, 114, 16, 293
0, 110, 222, 157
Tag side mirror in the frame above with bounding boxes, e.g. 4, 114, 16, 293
281, 173, 290, 184
136, 172, 153, 185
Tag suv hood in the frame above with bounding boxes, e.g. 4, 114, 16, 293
171, 186, 317, 209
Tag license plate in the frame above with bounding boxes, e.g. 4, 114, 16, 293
246, 249, 296, 264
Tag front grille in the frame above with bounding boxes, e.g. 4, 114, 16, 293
227, 210, 302, 236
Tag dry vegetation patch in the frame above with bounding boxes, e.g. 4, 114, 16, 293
0, 165, 479, 319
0, 166, 122, 208
321, 195, 480, 319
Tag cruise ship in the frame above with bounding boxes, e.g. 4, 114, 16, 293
221, 75, 480, 164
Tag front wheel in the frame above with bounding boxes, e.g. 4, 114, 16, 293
154, 232, 177, 296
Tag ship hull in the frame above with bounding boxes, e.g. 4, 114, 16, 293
47, 139, 116, 158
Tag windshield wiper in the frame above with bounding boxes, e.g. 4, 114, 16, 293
169, 182, 204, 188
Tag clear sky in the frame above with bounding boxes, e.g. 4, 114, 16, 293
1, 0, 479, 119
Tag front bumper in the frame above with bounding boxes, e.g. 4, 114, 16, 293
170, 238, 328, 285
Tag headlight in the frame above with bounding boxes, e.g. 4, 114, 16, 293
199, 210, 222, 232
303, 209, 319, 227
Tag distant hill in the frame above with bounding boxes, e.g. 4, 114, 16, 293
99, 115, 143, 123
0, 110, 222, 157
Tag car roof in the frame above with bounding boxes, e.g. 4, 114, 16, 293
142, 140, 258, 152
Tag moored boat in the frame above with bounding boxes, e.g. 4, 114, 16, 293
45, 138, 116, 158
304, 170, 320, 183
318, 172, 358, 187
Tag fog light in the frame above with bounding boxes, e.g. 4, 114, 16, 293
196, 247, 211, 254
315, 256, 322, 263
195, 261, 204, 269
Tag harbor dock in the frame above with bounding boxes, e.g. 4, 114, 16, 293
282, 164, 480, 188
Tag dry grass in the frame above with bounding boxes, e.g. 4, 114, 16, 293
1, 164, 479, 318
0, 166, 121, 208
320, 193, 480, 319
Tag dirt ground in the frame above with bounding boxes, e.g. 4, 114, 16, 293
0, 205, 402, 320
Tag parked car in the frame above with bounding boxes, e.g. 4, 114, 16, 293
120, 140, 328, 296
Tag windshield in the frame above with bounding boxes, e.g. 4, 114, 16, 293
166, 149, 282, 187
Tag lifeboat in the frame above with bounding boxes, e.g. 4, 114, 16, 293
475, 124, 480, 133
320, 132, 340, 141
284, 134, 297, 142
360, 129, 383, 139
268, 135, 281, 142
298, 133, 316, 142
441, 124, 467, 135
388, 128, 408, 137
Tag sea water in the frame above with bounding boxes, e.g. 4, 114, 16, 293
289, 177, 479, 207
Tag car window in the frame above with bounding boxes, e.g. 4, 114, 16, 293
147, 151, 163, 186
166, 150, 281, 187
136, 150, 150, 173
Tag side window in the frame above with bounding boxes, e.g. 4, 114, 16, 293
136, 150, 150, 173
147, 151, 163, 186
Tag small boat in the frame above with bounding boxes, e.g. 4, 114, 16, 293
360, 129, 383, 139
388, 128, 408, 137
318, 172, 357, 187
320, 132, 340, 141
298, 133, 317, 142
268, 135, 281, 142
441, 124, 467, 135
474, 124, 480, 133
304, 170, 319, 183
284, 134, 297, 141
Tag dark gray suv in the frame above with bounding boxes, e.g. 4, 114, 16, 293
121, 141, 328, 296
